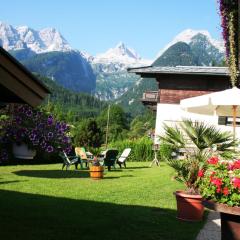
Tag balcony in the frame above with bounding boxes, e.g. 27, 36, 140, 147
141, 91, 159, 111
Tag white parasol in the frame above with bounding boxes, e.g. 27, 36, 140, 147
180, 87, 240, 138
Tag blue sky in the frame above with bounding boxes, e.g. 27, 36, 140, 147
2, 0, 222, 59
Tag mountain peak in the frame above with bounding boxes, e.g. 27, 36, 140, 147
156, 29, 225, 58
0, 21, 72, 53
116, 41, 125, 48
94, 42, 144, 65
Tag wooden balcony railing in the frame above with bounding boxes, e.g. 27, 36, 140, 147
141, 91, 159, 104
140, 91, 159, 111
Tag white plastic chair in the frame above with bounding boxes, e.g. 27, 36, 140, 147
116, 148, 131, 168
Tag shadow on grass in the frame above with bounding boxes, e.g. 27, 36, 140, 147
0, 180, 27, 185
13, 170, 134, 180
0, 189, 207, 240
125, 166, 150, 169
13, 170, 90, 179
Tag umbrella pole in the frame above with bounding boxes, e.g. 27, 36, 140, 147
233, 105, 237, 139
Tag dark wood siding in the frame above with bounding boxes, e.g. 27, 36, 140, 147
159, 89, 213, 104
157, 74, 231, 91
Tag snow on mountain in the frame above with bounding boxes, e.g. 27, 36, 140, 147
0, 22, 24, 50
93, 42, 151, 66
156, 29, 225, 58
38, 28, 71, 52
81, 51, 94, 62
0, 21, 72, 53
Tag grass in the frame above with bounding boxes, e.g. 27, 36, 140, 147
0, 162, 206, 240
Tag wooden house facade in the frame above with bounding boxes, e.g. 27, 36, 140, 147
129, 66, 231, 108
128, 66, 237, 142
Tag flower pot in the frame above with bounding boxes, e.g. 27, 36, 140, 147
12, 143, 36, 159
89, 166, 104, 180
203, 200, 240, 240
174, 190, 204, 221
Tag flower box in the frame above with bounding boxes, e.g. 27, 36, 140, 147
203, 200, 240, 240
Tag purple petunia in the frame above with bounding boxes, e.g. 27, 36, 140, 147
40, 141, 47, 149
29, 133, 37, 141
26, 109, 33, 117
46, 145, 54, 153
47, 132, 54, 138
15, 116, 22, 124
62, 136, 70, 144
47, 116, 54, 126
2, 105, 72, 159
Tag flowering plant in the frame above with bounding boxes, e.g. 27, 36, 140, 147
198, 156, 240, 206
218, 0, 238, 86
167, 153, 207, 195
3, 105, 72, 156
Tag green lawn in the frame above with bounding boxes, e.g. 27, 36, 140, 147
0, 162, 205, 240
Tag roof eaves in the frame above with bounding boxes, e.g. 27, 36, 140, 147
0, 47, 51, 93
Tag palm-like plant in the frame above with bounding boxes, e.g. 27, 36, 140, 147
162, 119, 237, 156
161, 119, 237, 194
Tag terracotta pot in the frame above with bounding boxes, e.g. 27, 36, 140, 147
174, 190, 204, 221
203, 200, 240, 240
12, 143, 36, 159
89, 166, 104, 180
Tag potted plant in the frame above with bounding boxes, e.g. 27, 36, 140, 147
2, 104, 72, 160
198, 157, 240, 240
89, 156, 104, 180
167, 154, 206, 221
161, 120, 236, 221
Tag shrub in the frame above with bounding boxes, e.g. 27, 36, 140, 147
159, 143, 174, 161
109, 137, 154, 161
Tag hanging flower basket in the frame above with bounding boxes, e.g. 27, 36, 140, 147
12, 143, 36, 159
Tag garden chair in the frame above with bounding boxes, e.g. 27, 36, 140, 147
103, 149, 119, 171
75, 147, 93, 168
59, 151, 79, 170
116, 148, 131, 168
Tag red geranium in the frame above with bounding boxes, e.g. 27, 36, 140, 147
232, 177, 240, 190
233, 160, 240, 170
222, 187, 229, 196
207, 156, 219, 165
199, 158, 240, 206
198, 169, 205, 178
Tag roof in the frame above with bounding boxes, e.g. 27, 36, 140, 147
0, 47, 50, 107
128, 66, 230, 76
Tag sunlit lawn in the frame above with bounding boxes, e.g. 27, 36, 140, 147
0, 162, 205, 240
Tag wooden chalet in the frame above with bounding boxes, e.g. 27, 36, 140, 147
128, 66, 232, 111
0, 47, 50, 107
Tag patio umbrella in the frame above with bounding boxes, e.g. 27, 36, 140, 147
180, 87, 240, 138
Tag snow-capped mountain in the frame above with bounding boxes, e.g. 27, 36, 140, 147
93, 42, 151, 66
0, 20, 226, 102
91, 42, 152, 100
156, 29, 224, 58
153, 30, 225, 67
0, 21, 72, 53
